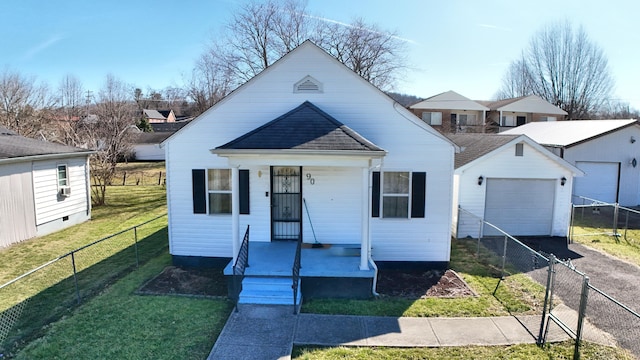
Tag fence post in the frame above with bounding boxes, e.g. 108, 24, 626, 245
158, 171, 163, 185
122, 171, 127, 186
613, 203, 619, 239
134, 227, 140, 267
543, 256, 558, 344
71, 252, 80, 304
570, 205, 576, 244
574, 275, 590, 360
538, 254, 555, 346
476, 220, 482, 258
624, 209, 629, 241
501, 235, 508, 278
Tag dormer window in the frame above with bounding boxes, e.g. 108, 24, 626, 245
294, 76, 322, 93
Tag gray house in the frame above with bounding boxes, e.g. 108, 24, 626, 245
0, 126, 93, 247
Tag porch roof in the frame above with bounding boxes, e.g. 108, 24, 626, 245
212, 101, 386, 157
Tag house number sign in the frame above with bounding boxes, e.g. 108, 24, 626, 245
306, 173, 315, 185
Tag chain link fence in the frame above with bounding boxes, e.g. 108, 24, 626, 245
459, 206, 640, 359
570, 195, 640, 245
0, 214, 168, 357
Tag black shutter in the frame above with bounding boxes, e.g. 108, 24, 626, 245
192, 169, 206, 214
411, 172, 426, 218
372, 171, 380, 217
239, 170, 250, 214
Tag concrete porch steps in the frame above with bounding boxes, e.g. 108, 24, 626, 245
239, 276, 302, 305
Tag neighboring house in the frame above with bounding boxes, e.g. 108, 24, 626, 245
163, 41, 456, 301
150, 118, 192, 133
0, 126, 93, 248
479, 95, 568, 132
409, 91, 489, 134
131, 132, 173, 161
503, 119, 640, 206
143, 109, 176, 123
449, 133, 581, 238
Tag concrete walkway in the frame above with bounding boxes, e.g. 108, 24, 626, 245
207, 305, 553, 360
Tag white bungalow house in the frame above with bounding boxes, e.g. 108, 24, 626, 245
409, 90, 489, 134
449, 133, 582, 238
0, 126, 93, 247
163, 41, 456, 301
503, 119, 640, 206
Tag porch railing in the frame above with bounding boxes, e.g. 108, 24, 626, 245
292, 236, 302, 314
232, 225, 250, 312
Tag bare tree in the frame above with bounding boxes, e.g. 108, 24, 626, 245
315, 18, 407, 89
80, 74, 138, 205
0, 68, 54, 137
189, 0, 407, 110
496, 21, 614, 119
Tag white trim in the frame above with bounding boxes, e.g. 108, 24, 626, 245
231, 167, 239, 263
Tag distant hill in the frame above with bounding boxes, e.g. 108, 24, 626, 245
386, 92, 423, 107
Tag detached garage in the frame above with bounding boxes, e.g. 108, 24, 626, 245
503, 120, 640, 206
450, 134, 582, 238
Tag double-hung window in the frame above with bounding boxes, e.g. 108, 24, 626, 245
57, 164, 69, 188
421, 112, 442, 126
372, 171, 426, 219
208, 169, 232, 214
382, 172, 410, 218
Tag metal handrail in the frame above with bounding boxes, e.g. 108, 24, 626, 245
292, 236, 302, 314
232, 225, 250, 312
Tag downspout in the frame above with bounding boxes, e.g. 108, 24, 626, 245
368, 159, 382, 297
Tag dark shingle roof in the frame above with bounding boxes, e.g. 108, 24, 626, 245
133, 131, 174, 144
216, 101, 384, 152
447, 133, 520, 169
0, 125, 91, 160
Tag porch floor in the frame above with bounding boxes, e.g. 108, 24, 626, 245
223, 241, 376, 278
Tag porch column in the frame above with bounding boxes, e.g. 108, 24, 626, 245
360, 166, 370, 270
231, 166, 240, 263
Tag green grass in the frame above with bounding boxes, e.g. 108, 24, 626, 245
302, 239, 546, 317
292, 341, 633, 359
0, 178, 168, 356
14, 252, 233, 360
571, 207, 640, 267
113, 161, 166, 186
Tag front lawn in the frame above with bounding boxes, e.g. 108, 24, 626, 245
302, 239, 547, 317
14, 252, 232, 359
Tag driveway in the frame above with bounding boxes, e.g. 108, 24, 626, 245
520, 237, 640, 358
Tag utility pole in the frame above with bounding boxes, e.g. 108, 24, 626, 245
85, 90, 93, 118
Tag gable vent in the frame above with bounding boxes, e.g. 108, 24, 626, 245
294, 75, 323, 93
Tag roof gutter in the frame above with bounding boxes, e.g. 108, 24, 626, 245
210, 148, 387, 158
0, 151, 95, 165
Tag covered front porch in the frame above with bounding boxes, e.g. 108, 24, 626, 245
223, 241, 377, 301
223, 241, 376, 278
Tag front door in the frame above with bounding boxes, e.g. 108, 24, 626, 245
271, 166, 302, 241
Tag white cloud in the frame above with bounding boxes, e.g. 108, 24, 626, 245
478, 23, 512, 32
24, 34, 65, 60
304, 14, 418, 45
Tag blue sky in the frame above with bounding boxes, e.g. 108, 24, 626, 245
3, 0, 639, 108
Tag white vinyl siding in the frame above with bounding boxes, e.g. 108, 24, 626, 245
0, 162, 37, 247
32, 157, 90, 226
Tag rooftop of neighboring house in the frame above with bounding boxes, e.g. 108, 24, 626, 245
502, 119, 638, 147
133, 131, 174, 145
0, 126, 92, 160
410, 90, 489, 111
477, 95, 568, 115
446, 133, 520, 168
142, 109, 166, 120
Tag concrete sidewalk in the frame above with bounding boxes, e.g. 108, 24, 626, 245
207, 305, 558, 360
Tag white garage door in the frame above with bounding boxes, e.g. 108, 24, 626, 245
573, 161, 619, 204
484, 179, 555, 236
